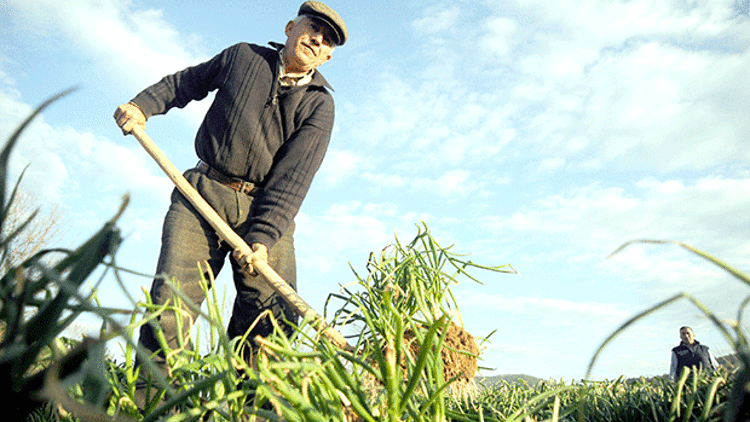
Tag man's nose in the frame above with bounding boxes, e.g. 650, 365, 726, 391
310, 34, 323, 46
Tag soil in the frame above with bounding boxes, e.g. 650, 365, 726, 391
350, 322, 481, 420
403, 321, 479, 381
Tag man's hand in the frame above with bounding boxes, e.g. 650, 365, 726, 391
233, 243, 269, 275
113, 102, 146, 135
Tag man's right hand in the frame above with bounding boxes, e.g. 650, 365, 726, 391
233, 243, 269, 276
113, 102, 146, 135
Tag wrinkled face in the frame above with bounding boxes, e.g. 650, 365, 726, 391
680, 327, 695, 344
283, 17, 335, 73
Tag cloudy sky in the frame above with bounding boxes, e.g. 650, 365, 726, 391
1, 0, 748, 380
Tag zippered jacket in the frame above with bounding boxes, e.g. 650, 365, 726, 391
131, 42, 334, 249
672, 341, 714, 381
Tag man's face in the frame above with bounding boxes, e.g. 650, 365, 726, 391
283, 17, 335, 73
680, 327, 695, 344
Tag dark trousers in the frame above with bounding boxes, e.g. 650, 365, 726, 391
137, 168, 298, 370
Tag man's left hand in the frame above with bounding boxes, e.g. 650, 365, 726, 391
113, 102, 146, 135
233, 243, 268, 275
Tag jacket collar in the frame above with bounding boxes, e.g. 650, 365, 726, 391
269, 42, 333, 91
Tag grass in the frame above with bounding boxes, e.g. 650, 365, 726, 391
3, 91, 748, 422
449, 368, 731, 422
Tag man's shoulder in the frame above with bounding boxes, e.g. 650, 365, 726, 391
225, 42, 277, 58
310, 71, 334, 94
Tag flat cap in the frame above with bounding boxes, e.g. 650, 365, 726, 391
298, 1, 348, 46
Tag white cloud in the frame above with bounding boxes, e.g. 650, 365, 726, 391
412, 169, 478, 200
0, 80, 172, 240
411, 5, 462, 34
317, 149, 368, 187
578, 43, 750, 170
479, 174, 750, 318
478, 17, 519, 59
501, 0, 743, 43
295, 201, 401, 273
338, 74, 514, 181
6, 0, 202, 82
0, 81, 31, 128
464, 293, 631, 321
482, 176, 750, 256
339, 0, 750, 197
8, 114, 170, 202
468, 0, 750, 171
5, 0, 210, 124
295, 199, 448, 278
361, 172, 409, 189
490, 343, 548, 358
538, 157, 565, 172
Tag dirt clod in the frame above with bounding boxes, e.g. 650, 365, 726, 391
404, 321, 479, 381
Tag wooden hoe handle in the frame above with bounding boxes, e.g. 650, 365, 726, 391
130, 125, 352, 352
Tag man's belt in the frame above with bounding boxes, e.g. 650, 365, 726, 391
196, 161, 262, 196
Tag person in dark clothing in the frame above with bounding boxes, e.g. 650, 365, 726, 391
669, 326, 719, 381
113, 0, 347, 383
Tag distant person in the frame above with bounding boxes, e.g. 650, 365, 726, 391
669, 326, 718, 381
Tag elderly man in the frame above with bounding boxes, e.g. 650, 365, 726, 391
669, 326, 719, 381
114, 1, 346, 376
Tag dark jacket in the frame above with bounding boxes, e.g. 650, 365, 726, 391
672, 341, 714, 380
131, 42, 334, 249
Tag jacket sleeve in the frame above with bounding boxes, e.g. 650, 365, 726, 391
130, 44, 239, 118
244, 92, 334, 249
669, 351, 678, 381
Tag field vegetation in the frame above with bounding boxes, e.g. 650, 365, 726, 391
3, 92, 748, 422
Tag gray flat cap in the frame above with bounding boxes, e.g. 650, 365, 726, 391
298, 1, 348, 46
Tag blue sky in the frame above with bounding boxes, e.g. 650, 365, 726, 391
1, 0, 749, 381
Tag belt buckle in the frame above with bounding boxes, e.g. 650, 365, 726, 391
239, 180, 255, 195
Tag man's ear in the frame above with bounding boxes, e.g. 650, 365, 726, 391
285, 20, 295, 37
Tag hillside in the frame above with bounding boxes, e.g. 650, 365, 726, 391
718, 353, 740, 368
476, 374, 544, 387
475, 354, 739, 388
